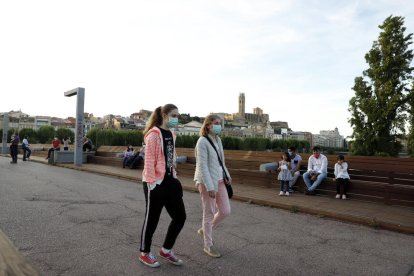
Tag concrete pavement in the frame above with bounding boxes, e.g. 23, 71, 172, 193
1, 156, 414, 275
27, 154, 414, 235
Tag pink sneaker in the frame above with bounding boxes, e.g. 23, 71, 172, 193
139, 252, 160, 268
159, 249, 183, 266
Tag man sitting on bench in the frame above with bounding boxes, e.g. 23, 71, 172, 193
126, 143, 146, 169
303, 146, 328, 195
83, 136, 93, 152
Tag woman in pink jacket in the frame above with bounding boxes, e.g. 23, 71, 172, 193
139, 104, 186, 268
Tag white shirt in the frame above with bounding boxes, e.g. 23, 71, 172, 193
22, 138, 29, 147
290, 154, 302, 170
63, 139, 71, 147
334, 162, 350, 179
307, 154, 328, 174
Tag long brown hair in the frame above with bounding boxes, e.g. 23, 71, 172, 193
144, 104, 178, 135
200, 114, 221, 136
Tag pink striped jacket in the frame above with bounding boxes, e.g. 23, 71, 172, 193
142, 127, 177, 190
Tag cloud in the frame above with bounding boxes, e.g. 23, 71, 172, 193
1, 0, 414, 138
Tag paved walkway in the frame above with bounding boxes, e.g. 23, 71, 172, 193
24, 155, 414, 235
2, 156, 414, 276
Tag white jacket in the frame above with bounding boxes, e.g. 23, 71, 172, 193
194, 135, 231, 192
334, 162, 350, 179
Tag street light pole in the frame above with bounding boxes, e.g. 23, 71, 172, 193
64, 88, 85, 166
1, 113, 9, 155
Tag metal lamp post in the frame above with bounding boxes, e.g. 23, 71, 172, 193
1, 113, 9, 155
64, 88, 85, 166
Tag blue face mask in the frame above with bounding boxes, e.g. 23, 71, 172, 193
168, 117, 178, 128
212, 124, 222, 135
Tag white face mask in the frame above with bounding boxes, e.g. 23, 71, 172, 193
212, 124, 222, 135
168, 117, 178, 127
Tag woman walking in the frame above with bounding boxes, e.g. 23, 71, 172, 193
194, 114, 231, 258
139, 104, 186, 268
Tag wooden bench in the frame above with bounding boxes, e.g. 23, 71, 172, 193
298, 168, 414, 207
88, 146, 414, 207
178, 148, 414, 207
88, 146, 186, 169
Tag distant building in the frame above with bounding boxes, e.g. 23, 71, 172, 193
131, 110, 152, 121
34, 116, 52, 130
289, 131, 313, 145
177, 121, 203, 136
224, 93, 270, 134
313, 127, 344, 148
134, 119, 146, 130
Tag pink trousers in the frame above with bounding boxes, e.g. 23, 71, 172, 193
198, 180, 231, 247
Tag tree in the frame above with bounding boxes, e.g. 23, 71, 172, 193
407, 82, 414, 157
349, 16, 414, 156
19, 128, 38, 143
37, 125, 56, 143
56, 128, 74, 142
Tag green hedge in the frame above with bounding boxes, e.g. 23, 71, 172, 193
85, 128, 312, 151
88, 128, 144, 147
85, 128, 310, 151
1, 126, 310, 152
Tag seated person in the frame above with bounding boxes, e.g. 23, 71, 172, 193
46, 136, 61, 159
288, 146, 302, 192
126, 143, 146, 169
122, 145, 135, 168
83, 136, 93, 152
22, 136, 32, 161
303, 146, 328, 195
333, 155, 350, 200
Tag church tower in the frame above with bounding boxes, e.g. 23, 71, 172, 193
238, 93, 245, 117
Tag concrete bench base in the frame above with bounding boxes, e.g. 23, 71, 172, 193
49, 151, 95, 164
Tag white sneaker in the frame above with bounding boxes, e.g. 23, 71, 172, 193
204, 246, 221, 258
342, 194, 347, 200
335, 194, 341, 199
197, 228, 203, 236
279, 191, 285, 196
285, 192, 290, 196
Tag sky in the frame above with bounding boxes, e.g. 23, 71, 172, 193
1, 0, 414, 137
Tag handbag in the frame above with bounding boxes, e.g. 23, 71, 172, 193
203, 135, 233, 198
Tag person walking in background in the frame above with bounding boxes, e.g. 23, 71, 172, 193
10, 132, 20, 164
334, 155, 350, 200
277, 152, 292, 196
139, 104, 186, 268
288, 146, 302, 192
303, 146, 328, 195
46, 136, 61, 160
62, 136, 71, 151
22, 136, 31, 161
194, 114, 231, 258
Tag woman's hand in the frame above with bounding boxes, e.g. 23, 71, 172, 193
208, 191, 216, 198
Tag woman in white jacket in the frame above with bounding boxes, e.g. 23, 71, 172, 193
194, 114, 231, 258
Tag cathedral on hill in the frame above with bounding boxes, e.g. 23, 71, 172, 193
224, 93, 270, 126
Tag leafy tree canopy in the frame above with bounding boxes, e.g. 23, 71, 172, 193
349, 15, 413, 156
